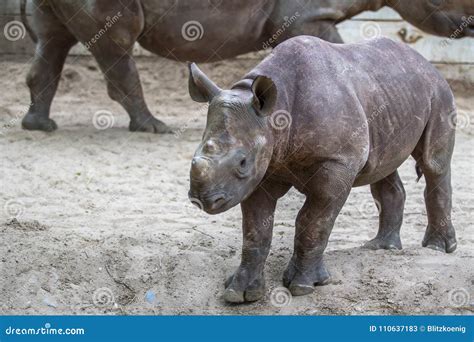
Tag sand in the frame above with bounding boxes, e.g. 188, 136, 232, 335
0, 53, 472, 315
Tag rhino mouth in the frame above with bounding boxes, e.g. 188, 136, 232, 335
188, 190, 233, 214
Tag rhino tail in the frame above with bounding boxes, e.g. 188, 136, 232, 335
21, 0, 37, 43
415, 162, 423, 182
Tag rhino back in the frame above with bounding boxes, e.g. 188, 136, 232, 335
248, 36, 453, 181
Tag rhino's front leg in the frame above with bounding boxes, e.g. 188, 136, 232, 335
224, 180, 290, 303
284, 164, 354, 296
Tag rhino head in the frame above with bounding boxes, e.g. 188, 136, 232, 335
187, 63, 277, 214
389, 0, 474, 38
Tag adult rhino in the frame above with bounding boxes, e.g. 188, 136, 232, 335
21, 0, 473, 133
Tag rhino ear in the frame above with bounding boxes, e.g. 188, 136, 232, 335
251, 76, 277, 117
188, 62, 221, 103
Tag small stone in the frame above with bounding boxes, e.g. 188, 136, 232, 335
43, 298, 57, 308
145, 290, 157, 304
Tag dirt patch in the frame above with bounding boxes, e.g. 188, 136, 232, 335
0, 54, 472, 315
4, 218, 49, 231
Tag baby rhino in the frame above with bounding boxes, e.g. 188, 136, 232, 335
187, 36, 457, 303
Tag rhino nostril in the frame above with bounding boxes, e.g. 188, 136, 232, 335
213, 195, 226, 205
240, 157, 247, 168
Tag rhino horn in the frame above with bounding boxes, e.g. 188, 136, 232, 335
188, 62, 222, 103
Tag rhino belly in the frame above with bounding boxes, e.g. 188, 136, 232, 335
137, 0, 269, 62
353, 109, 427, 186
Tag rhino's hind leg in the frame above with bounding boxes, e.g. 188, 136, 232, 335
83, 9, 171, 135
89, 48, 171, 133
363, 171, 405, 250
412, 107, 457, 253
22, 1, 77, 132
421, 169, 457, 253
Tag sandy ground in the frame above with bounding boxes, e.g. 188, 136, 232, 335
0, 54, 473, 315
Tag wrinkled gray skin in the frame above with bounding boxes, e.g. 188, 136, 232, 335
188, 36, 457, 303
21, 0, 473, 133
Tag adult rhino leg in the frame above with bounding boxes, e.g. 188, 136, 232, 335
71, 1, 171, 134
223, 180, 290, 303
22, 1, 77, 132
284, 163, 354, 296
88, 47, 171, 134
363, 171, 405, 250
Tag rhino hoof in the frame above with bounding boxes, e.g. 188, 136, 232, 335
22, 114, 57, 132
283, 259, 331, 297
288, 283, 315, 296
129, 116, 172, 134
363, 236, 402, 250
422, 232, 457, 253
223, 272, 265, 303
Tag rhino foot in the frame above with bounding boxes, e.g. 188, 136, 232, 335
363, 234, 402, 250
223, 268, 265, 303
22, 114, 57, 132
129, 116, 172, 134
422, 228, 457, 253
283, 257, 331, 297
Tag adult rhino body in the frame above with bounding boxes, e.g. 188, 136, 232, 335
21, 0, 473, 133
187, 36, 457, 303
